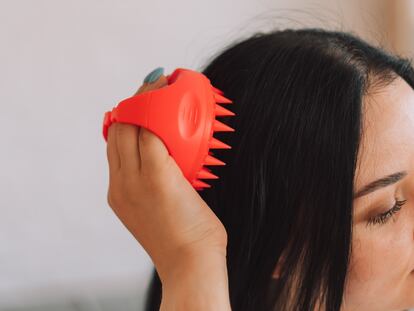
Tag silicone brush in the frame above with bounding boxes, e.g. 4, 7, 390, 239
102, 67, 235, 191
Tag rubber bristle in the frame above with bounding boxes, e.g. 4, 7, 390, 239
204, 154, 226, 166
209, 137, 231, 149
211, 85, 224, 95
193, 180, 211, 188
213, 92, 233, 104
204, 165, 213, 171
213, 119, 235, 132
215, 104, 235, 116
197, 168, 219, 179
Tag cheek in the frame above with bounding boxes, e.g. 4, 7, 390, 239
343, 221, 412, 309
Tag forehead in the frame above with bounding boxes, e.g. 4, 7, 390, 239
354, 76, 414, 192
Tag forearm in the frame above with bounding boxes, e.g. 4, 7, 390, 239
159, 250, 231, 311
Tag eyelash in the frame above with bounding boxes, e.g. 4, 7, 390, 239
366, 199, 408, 227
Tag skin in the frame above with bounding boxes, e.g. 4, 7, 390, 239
343, 76, 414, 311
106, 75, 228, 277
107, 71, 413, 310
273, 76, 414, 310
106, 74, 231, 310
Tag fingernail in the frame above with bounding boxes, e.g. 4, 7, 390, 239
143, 67, 164, 84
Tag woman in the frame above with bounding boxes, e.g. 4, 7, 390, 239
106, 28, 414, 310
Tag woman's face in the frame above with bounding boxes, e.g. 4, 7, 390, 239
343, 76, 414, 311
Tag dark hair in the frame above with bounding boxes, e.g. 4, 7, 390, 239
144, 28, 414, 310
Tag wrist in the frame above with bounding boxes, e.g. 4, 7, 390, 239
157, 246, 227, 285
158, 248, 231, 311
153, 243, 227, 282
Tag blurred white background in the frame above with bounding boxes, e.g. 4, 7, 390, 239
1, 0, 413, 310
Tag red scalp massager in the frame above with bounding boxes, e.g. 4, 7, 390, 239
102, 68, 236, 191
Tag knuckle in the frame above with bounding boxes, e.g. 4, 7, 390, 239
107, 191, 113, 206
107, 187, 123, 207
108, 175, 140, 207
139, 127, 151, 144
116, 123, 127, 137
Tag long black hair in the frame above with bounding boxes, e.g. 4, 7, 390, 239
144, 28, 414, 311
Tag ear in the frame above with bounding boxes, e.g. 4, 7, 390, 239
272, 253, 286, 279
272, 262, 282, 279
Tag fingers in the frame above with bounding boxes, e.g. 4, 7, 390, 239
110, 72, 169, 174
116, 123, 141, 172
136, 75, 171, 175
133, 74, 170, 176
134, 75, 169, 95
107, 123, 121, 175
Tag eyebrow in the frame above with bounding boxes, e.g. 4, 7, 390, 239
353, 171, 408, 199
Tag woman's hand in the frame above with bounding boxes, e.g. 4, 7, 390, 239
105, 71, 228, 283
